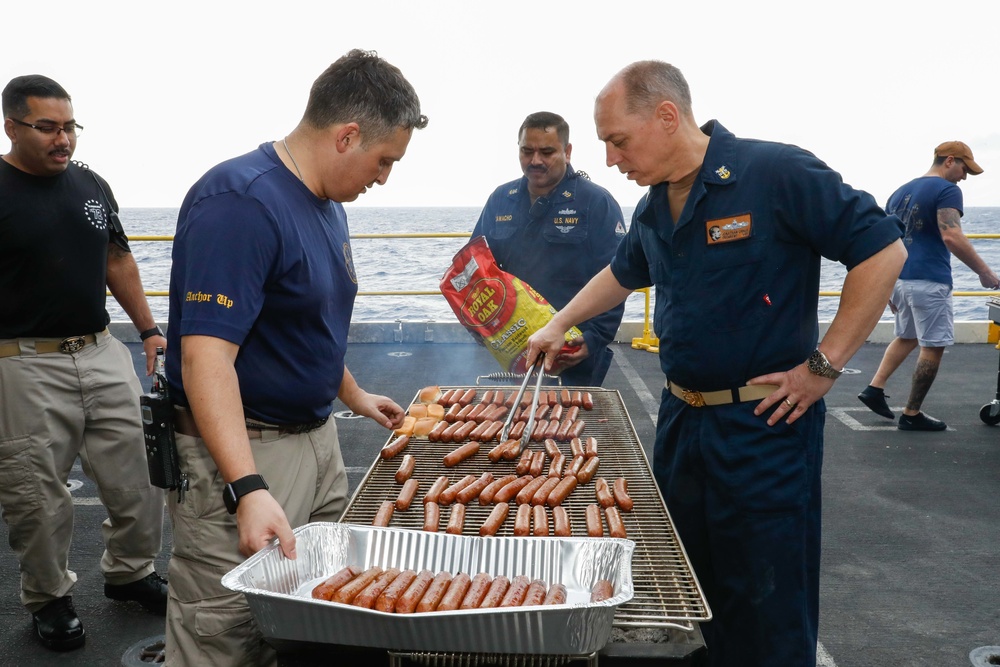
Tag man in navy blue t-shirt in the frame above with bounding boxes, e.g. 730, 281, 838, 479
164, 50, 427, 666
859, 141, 999, 431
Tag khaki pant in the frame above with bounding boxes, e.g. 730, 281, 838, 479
164, 417, 348, 667
0, 330, 165, 612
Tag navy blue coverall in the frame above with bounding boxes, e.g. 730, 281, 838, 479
610, 121, 903, 666
473, 166, 626, 385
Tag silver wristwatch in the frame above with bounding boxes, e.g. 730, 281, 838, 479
807, 349, 843, 379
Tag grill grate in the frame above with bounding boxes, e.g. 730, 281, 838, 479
341, 387, 711, 630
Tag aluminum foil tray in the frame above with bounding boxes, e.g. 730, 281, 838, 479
221, 522, 634, 655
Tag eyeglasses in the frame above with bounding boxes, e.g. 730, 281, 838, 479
9, 117, 84, 136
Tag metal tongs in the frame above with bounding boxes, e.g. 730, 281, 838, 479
499, 352, 546, 456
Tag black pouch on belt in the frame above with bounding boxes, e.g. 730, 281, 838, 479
140, 347, 184, 495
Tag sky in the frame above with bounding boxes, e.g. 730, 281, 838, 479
4, 0, 1000, 211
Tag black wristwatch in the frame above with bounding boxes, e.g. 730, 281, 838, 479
139, 325, 164, 341
806, 349, 843, 379
223, 474, 269, 514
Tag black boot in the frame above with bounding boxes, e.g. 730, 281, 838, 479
32, 596, 85, 651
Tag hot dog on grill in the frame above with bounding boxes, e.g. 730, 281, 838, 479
552, 505, 571, 536
528, 450, 546, 477
545, 474, 577, 507
605, 506, 627, 538
479, 502, 509, 536
613, 477, 634, 511
456, 471, 494, 505
394, 454, 415, 484
513, 503, 531, 536
395, 478, 420, 511
585, 436, 598, 458
479, 474, 517, 505
501, 439, 522, 460
444, 403, 462, 423
423, 501, 440, 532
585, 503, 604, 537
515, 476, 548, 505
576, 455, 600, 484
451, 420, 479, 442
487, 439, 512, 462
548, 453, 566, 478
443, 441, 480, 467
582, 392, 594, 410
515, 449, 533, 476
372, 500, 394, 527
439, 474, 477, 505
594, 477, 615, 508
570, 437, 585, 458
542, 418, 561, 441
423, 476, 449, 504
445, 503, 466, 535
543, 438, 561, 459
531, 477, 561, 506
532, 505, 549, 536
565, 456, 585, 478
427, 420, 449, 442
493, 475, 533, 503
380, 434, 410, 459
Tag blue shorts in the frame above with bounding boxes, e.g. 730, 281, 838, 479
891, 279, 953, 347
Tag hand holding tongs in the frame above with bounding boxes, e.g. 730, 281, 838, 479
499, 352, 545, 456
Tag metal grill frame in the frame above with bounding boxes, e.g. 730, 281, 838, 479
341, 387, 711, 631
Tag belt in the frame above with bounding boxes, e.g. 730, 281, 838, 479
0, 332, 101, 358
666, 379, 778, 407
173, 407, 327, 440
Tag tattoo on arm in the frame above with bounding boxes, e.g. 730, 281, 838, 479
937, 208, 962, 231
108, 244, 129, 259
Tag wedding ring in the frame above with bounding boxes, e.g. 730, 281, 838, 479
784, 399, 794, 408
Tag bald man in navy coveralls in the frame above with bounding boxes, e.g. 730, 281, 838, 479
529, 61, 906, 666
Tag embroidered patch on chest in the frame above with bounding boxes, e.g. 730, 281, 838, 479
705, 213, 752, 245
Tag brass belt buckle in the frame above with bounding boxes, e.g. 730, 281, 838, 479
682, 389, 706, 407
59, 336, 86, 354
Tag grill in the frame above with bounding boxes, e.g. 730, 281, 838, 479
340, 386, 711, 632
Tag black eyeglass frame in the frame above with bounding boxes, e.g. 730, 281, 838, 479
9, 117, 84, 136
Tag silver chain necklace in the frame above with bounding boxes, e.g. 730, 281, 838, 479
282, 137, 304, 181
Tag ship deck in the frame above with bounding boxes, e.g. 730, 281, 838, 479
1, 338, 998, 667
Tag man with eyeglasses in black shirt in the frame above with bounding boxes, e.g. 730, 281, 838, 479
0, 74, 168, 652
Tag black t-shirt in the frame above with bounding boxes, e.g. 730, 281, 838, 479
0, 160, 123, 337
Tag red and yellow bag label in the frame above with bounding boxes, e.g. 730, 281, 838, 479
441, 236, 582, 373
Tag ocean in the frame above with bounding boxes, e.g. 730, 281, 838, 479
111, 206, 1000, 325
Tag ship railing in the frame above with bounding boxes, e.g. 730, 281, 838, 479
119, 232, 1000, 350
